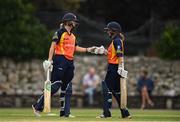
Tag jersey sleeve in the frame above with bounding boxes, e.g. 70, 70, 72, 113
113, 38, 123, 57
52, 29, 64, 43
74, 35, 78, 46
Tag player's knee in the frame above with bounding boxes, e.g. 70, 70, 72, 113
107, 97, 112, 103
102, 81, 112, 103
51, 80, 62, 93
102, 81, 108, 93
102, 81, 111, 94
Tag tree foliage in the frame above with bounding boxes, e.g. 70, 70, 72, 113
53, 0, 81, 11
156, 24, 180, 60
79, 0, 180, 31
0, 0, 50, 59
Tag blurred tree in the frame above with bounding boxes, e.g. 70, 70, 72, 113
79, 0, 180, 31
33, 0, 81, 11
156, 24, 180, 60
0, 0, 50, 59
53, 0, 81, 11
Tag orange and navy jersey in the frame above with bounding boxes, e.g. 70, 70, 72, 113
52, 28, 77, 60
107, 35, 124, 64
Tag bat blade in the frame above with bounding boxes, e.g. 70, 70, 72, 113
120, 78, 127, 109
43, 79, 51, 113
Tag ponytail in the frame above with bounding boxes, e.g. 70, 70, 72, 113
60, 23, 63, 29
119, 33, 125, 41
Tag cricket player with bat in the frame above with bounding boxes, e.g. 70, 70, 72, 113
95, 21, 131, 119
32, 12, 97, 117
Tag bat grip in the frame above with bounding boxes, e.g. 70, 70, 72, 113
122, 57, 124, 69
46, 69, 50, 81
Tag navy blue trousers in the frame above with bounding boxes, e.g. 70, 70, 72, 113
60, 82, 72, 116
102, 64, 130, 117
33, 55, 74, 112
103, 64, 121, 114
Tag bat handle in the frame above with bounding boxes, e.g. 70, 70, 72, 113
46, 69, 50, 81
122, 57, 125, 69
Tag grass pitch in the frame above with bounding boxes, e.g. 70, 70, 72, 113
0, 108, 180, 122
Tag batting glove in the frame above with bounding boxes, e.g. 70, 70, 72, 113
117, 66, 128, 78
87, 46, 97, 53
43, 60, 53, 71
94, 46, 107, 54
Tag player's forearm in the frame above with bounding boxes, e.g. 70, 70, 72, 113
75, 46, 87, 53
117, 56, 128, 78
118, 57, 123, 67
48, 42, 56, 61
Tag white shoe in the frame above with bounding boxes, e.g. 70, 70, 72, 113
32, 105, 41, 117
124, 115, 132, 119
68, 114, 75, 118
96, 114, 105, 118
64, 114, 75, 118
96, 114, 111, 118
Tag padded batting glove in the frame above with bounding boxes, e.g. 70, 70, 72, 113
43, 60, 53, 72
117, 66, 128, 78
87, 46, 97, 53
94, 46, 107, 55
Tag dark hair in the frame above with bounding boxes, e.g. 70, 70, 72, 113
119, 33, 125, 41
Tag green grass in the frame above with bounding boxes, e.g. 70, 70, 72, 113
0, 108, 180, 122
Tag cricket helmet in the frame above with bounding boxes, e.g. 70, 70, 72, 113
62, 13, 79, 23
104, 21, 122, 32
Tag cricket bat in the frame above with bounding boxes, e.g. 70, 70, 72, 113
120, 58, 127, 109
43, 69, 51, 113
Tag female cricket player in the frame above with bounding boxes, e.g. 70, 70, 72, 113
32, 13, 96, 117
96, 21, 131, 119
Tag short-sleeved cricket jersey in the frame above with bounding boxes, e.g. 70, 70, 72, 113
107, 35, 124, 64
52, 28, 77, 60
